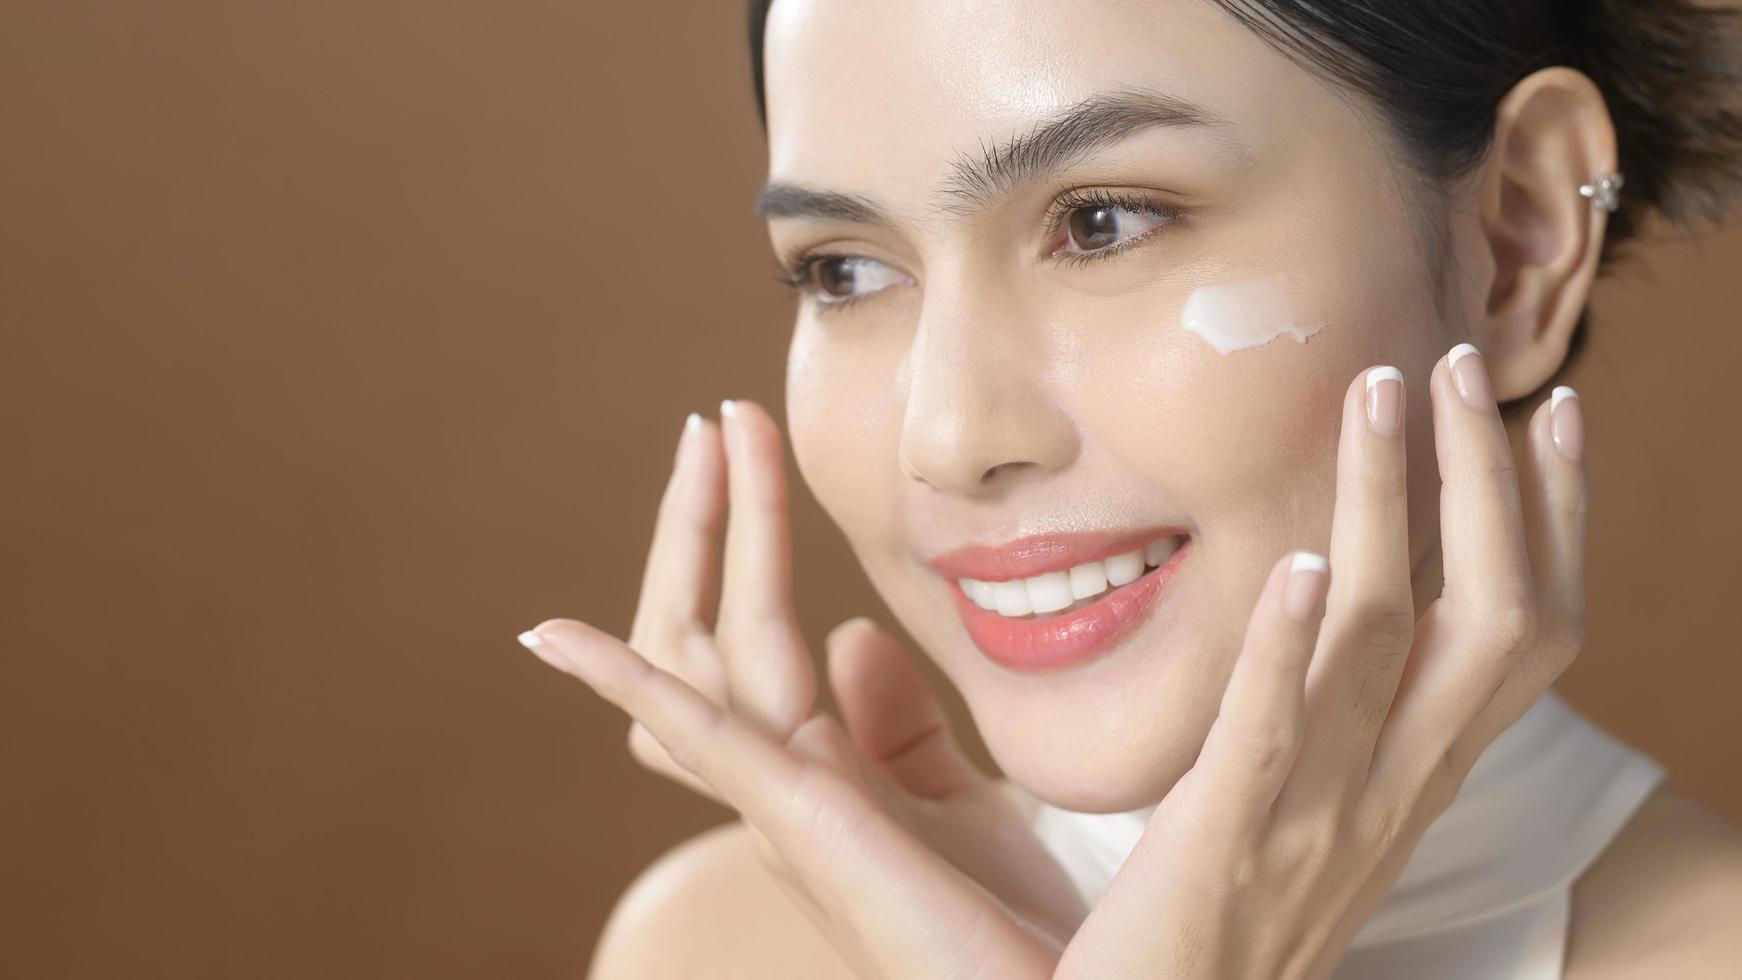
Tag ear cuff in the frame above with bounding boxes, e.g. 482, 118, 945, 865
1578, 170, 1624, 212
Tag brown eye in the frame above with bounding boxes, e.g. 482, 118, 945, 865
815, 257, 857, 298
1048, 192, 1181, 264
795, 254, 910, 309
1068, 206, 1121, 251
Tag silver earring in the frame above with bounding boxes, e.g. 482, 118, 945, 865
1578, 170, 1624, 212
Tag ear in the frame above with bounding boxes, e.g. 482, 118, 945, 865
1469, 66, 1618, 402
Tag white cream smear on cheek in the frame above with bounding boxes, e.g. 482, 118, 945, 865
1180, 274, 1326, 354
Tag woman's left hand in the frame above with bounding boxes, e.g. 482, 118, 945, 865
1056, 344, 1589, 980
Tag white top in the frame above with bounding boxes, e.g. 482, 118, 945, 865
1014, 689, 1667, 979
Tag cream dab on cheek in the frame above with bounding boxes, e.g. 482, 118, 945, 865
1179, 274, 1326, 354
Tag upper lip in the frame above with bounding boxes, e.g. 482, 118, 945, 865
926, 526, 1189, 581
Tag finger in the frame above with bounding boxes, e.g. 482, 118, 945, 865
519, 619, 1055, 976
1295, 365, 1416, 792
1433, 343, 1538, 633
825, 616, 982, 800
1518, 386, 1587, 655
1365, 368, 1577, 805
1073, 553, 1328, 973
1432, 387, 1590, 782
714, 398, 816, 736
627, 412, 728, 660
621, 412, 732, 796
1167, 552, 1328, 852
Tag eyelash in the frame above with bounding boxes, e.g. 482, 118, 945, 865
775, 189, 1183, 314
1042, 188, 1183, 267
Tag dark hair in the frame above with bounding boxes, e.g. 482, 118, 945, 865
746, 0, 1742, 386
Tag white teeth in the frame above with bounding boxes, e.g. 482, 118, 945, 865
1104, 550, 1145, 586
1068, 561, 1107, 600
1025, 570, 1075, 614
1144, 536, 1180, 568
991, 579, 1032, 616
961, 578, 993, 609
958, 536, 1185, 619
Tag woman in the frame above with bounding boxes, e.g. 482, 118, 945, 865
525, 1, 1742, 976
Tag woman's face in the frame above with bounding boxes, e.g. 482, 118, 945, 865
763, 0, 1458, 810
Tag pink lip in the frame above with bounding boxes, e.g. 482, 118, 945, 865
947, 538, 1192, 672
927, 527, 1190, 581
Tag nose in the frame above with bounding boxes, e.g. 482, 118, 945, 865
896, 282, 1077, 496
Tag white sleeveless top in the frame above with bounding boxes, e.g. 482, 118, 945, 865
1014, 689, 1666, 979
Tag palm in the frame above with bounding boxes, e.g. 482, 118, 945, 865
577, 400, 1070, 974
785, 616, 1088, 950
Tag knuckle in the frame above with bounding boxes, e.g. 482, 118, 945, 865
1555, 491, 1589, 528
1482, 601, 1539, 660
1360, 604, 1419, 653
1345, 680, 1397, 747
1355, 790, 1417, 854
1358, 451, 1409, 502
1338, 602, 1416, 675
1231, 715, 1301, 775
1276, 810, 1341, 876
1473, 447, 1519, 482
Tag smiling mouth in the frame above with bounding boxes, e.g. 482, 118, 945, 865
953, 534, 1188, 620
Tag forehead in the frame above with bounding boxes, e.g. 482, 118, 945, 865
762, 0, 1347, 204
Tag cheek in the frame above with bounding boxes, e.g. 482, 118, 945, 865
1071, 295, 1344, 516
785, 325, 900, 549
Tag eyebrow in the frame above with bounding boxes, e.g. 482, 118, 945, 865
754, 86, 1245, 226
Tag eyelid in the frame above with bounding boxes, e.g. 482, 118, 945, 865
778, 250, 911, 315
777, 189, 1183, 309
1042, 188, 1183, 266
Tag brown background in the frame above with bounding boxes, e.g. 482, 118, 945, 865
2, 3, 1737, 978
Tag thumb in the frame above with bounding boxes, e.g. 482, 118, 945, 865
825, 616, 981, 800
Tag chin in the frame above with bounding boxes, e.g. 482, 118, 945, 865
962, 629, 1230, 814
987, 713, 1207, 813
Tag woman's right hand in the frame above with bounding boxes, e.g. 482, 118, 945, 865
518, 398, 1079, 978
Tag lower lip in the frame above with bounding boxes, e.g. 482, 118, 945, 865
947, 540, 1191, 672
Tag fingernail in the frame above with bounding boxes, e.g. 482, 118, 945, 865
517, 628, 569, 672
1550, 386, 1583, 460
1447, 343, 1495, 411
719, 400, 739, 447
1283, 552, 1329, 622
1365, 366, 1403, 436
674, 411, 701, 466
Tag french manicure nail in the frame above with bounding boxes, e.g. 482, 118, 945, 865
1550, 386, 1583, 460
720, 398, 738, 419
1283, 551, 1329, 622
1365, 366, 1403, 436
1447, 343, 1495, 411
517, 629, 569, 672
674, 411, 701, 466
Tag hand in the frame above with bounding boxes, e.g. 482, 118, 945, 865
1054, 345, 1588, 979
518, 398, 1082, 978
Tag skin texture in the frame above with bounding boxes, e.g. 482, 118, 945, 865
547, 0, 1742, 975
585, 785, 1742, 979
768, 0, 1506, 813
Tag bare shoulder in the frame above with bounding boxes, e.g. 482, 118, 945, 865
1564, 783, 1742, 979
588, 819, 859, 980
